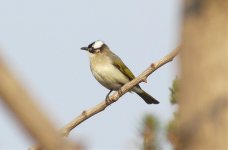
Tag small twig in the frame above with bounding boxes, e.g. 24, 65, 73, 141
61, 46, 181, 136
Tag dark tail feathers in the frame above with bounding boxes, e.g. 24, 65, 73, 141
136, 90, 159, 104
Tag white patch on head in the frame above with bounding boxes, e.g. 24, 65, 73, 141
92, 40, 104, 49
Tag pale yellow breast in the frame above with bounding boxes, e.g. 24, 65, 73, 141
89, 53, 129, 90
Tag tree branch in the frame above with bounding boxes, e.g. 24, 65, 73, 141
30, 47, 180, 149
61, 47, 180, 136
0, 60, 77, 150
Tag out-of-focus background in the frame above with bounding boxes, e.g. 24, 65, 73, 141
0, 0, 181, 149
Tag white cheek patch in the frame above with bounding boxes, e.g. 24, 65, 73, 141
92, 40, 104, 49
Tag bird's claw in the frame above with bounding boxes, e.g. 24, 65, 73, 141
118, 89, 123, 96
105, 96, 112, 105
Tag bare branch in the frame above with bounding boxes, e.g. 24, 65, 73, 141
29, 47, 180, 149
61, 47, 181, 136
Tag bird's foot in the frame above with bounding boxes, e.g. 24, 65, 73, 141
118, 89, 123, 96
105, 90, 113, 105
105, 96, 112, 105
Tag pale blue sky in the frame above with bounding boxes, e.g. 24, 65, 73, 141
0, 0, 181, 149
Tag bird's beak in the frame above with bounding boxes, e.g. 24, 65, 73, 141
80, 47, 88, 51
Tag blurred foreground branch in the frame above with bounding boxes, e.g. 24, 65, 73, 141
0, 60, 77, 150
141, 114, 159, 150
61, 47, 180, 137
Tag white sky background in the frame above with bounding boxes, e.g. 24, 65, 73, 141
0, 0, 182, 149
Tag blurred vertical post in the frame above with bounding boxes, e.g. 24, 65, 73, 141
0, 59, 75, 150
179, 0, 228, 150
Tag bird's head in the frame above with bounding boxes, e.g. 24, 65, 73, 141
81, 40, 108, 54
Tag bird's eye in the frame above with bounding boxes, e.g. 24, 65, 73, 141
88, 48, 94, 53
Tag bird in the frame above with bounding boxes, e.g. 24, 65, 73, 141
81, 40, 159, 104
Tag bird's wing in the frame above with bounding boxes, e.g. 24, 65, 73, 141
113, 59, 135, 81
